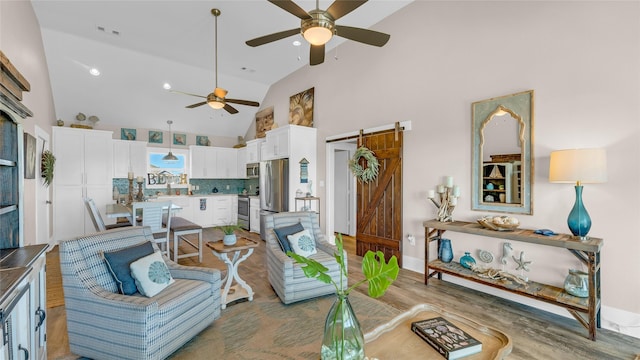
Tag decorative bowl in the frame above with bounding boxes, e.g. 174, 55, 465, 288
477, 216, 519, 231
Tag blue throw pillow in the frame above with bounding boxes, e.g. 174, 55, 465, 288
102, 241, 155, 295
273, 222, 305, 254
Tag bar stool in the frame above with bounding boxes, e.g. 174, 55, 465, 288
168, 217, 203, 263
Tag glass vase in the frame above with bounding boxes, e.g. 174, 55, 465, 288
438, 238, 453, 263
320, 293, 365, 360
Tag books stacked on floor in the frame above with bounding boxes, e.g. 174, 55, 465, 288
411, 317, 482, 359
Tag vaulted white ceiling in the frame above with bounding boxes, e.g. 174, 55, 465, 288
32, 0, 412, 137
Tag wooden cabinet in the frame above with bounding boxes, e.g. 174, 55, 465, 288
156, 195, 193, 224
423, 220, 602, 340
53, 127, 113, 240
113, 140, 147, 178
262, 127, 290, 160
249, 197, 260, 233
212, 195, 235, 226
245, 138, 264, 163
237, 147, 247, 178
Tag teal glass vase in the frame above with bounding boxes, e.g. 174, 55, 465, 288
438, 239, 453, 263
460, 252, 476, 269
320, 293, 365, 360
567, 185, 591, 239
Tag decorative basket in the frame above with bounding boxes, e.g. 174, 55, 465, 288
477, 216, 519, 231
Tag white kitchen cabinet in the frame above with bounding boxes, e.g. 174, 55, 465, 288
249, 197, 260, 233
262, 127, 289, 160
215, 148, 238, 178
237, 147, 247, 178
191, 196, 215, 228
156, 195, 193, 223
53, 127, 113, 241
245, 138, 264, 163
212, 195, 234, 226
113, 140, 147, 178
189, 146, 217, 179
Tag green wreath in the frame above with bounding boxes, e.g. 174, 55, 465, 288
349, 146, 379, 183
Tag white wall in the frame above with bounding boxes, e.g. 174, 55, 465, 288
252, 1, 640, 335
1, 0, 57, 246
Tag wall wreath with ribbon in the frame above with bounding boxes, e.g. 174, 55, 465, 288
349, 146, 379, 183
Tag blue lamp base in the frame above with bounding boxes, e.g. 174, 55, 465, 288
568, 185, 591, 240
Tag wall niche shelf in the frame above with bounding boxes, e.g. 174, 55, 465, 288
423, 219, 602, 341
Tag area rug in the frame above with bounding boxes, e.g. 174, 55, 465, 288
167, 290, 400, 360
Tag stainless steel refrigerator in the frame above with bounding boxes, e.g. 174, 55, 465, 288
259, 158, 289, 240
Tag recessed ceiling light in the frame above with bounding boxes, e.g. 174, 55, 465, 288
89, 68, 100, 76
163, 82, 171, 90
293, 40, 301, 47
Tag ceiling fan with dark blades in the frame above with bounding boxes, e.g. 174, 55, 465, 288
246, 0, 390, 66
172, 9, 259, 114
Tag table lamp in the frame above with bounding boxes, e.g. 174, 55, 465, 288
549, 148, 607, 240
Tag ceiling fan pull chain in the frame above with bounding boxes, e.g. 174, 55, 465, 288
334, 46, 339, 61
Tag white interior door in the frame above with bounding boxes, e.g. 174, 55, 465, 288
35, 126, 51, 245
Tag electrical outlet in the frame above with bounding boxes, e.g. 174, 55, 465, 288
226, 185, 230, 190
407, 234, 415, 245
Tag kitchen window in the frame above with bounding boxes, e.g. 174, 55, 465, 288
146, 147, 189, 189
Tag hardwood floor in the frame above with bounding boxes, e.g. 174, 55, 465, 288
47, 229, 639, 359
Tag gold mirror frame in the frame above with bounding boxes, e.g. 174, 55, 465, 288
471, 90, 534, 214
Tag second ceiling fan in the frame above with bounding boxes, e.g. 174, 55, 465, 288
172, 8, 259, 114
246, 0, 391, 66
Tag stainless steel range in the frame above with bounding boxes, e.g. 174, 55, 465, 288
237, 195, 250, 230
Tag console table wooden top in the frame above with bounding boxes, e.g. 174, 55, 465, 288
423, 219, 603, 252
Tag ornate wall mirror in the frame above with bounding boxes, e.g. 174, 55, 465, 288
471, 90, 534, 214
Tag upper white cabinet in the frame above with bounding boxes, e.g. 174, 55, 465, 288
53, 127, 113, 241
190, 146, 241, 179
262, 127, 290, 160
245, 138, 264, 163
113, 140, 147, 178
237, 147, 247, 178
215, 148, 238, 178
189, 145, 217, 178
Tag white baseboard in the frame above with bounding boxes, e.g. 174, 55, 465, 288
401, 255, 640, 339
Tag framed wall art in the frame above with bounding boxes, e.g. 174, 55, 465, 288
289, 87, 314, 127
173, 133, 187, 146
196, 135, 210, 146
255, 106, 274, 138
121, 128, 136, 140
149, 130, 163, 144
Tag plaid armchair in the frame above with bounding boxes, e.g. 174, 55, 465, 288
264, 211, 347, 304
59, 226, 221, 360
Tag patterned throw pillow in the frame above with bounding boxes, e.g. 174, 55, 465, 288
273, 222, 305, 253
129, 251, 175, 297
102, 241, 155, 295
287, 229, 317, 258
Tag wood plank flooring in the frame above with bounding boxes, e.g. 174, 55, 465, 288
46, 229, 639, 359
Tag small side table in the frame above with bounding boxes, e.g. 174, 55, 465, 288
206, 237, 259, 309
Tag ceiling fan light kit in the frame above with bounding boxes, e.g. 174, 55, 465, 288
171, 8, 259, 114
246, 0, 390, 65
302, 11, 334, 45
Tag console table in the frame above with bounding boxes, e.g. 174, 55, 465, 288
423, 220, 602, 340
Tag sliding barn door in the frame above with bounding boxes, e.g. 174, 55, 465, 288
356, 130, 403, 267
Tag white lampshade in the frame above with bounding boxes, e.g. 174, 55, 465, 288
549, 148, 607, 184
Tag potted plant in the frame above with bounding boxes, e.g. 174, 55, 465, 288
287, 234, 399, 360
215, 223, 242, 246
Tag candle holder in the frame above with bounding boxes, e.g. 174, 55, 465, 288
136, 180, 144, 202
127, 178, 134, 205
428, 176, 460, 222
